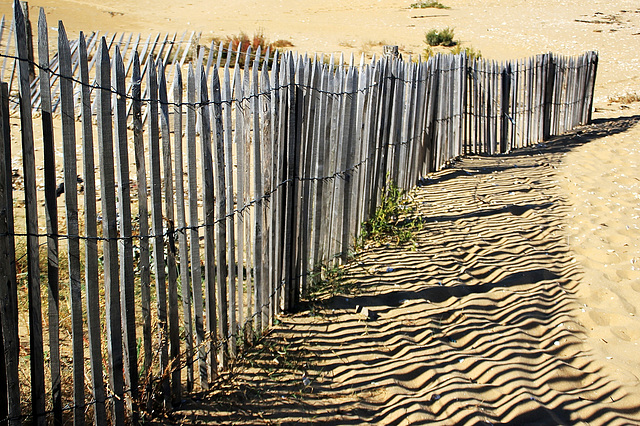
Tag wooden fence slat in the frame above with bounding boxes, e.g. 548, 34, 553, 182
273, 52, 286, 316
284, 54, 299, 308
219, 64, 233, 364
251, 47, 266, 329
186, 64, 206, 389
0, 79, 21, 426
96, 37, 126, 425
241, 46, 254, 332
131, 51, 153, 388
232, 64, 244, 353
13, 2, 46, 423
147, 58, 171, 407
309, 59, 326, 270
291, 57, 305, 296
173, 64, 194, 392
36, 11, 62, 425
339, 66, 356, 259
57, 22, 84, 426
325, 61, 340, 259
78, 31, 107, 426
113, 45, 138, 417
203, 64, 220, 381
257, 50, 272, 326
158, 60, 181, 406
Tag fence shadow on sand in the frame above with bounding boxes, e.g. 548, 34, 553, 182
168, 115, 640, 425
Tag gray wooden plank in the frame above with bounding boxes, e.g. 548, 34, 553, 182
173, 64, 194, 392
131, 50, 152, 387
186, 64, 206, 389
96, 37, 126, 425
241, 46, 254, 333
259, 51, 273, 327
112, 45, 138, 418
201, 64, 219, 381
0, 79, 21, 426
251, 48, 266, 329
78, 31, 107, 426
232, 64, 244, 353
147, 58, 170, 408
158, 60, 181, 406
36, 11, 62, 425
283, 53, 298, 310
219, 64, 233, 364
339, 66, 356, 259
13, 2, 46, 422
57, 22, 85, 426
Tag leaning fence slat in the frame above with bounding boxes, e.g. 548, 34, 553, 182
202, 65, 219, 381
113, 45, 138, 417
131, 51, 153, 385
283, 54, 298, 309
173, 64, 194, 392
36, 11, 62, 425
233, 64, 244, 353
186, 64, 205, 389
147, 59, 170, 407
14, 2, 46, 422
219, 64, 233, 364
339, 66, 357, 258
78, 31, 107, 426
0, 80, 21, 426
57, 22, 85, 426
158, 60, 181, 405
96, 38, 126, 425
251, 48, 266, 328
259, 52, 273, 326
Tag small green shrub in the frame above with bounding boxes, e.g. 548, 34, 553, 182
425, 28, 456, 47
410, 0, 450, 9
356, 181, 421, 249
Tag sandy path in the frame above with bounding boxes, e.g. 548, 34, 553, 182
167, 122, 640, 424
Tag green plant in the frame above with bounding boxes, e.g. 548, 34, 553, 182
410, 0, 450, 9
308, 262, 355, 299
425, 27, 456, 47
356, 181, 422, 250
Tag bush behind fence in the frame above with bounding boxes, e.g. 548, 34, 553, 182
0, 2, 597, 424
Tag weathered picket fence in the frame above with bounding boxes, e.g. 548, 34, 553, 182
0, 1, 598, 425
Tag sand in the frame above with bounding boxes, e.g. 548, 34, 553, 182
2, 0, 640, 423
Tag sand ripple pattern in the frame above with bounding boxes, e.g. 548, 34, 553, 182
174, 118, 640, 425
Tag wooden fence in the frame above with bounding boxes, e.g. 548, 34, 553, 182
0, 2, 598, 424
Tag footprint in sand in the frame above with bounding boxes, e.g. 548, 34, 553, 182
611, 326, 640, 342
